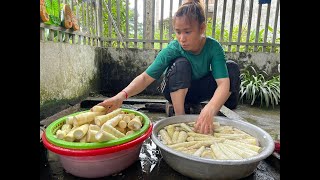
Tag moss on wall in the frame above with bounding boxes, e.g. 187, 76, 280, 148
40, 42, 101, 120
40, 75, 99, 120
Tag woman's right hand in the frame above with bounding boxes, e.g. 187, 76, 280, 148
93, 92, 126, 113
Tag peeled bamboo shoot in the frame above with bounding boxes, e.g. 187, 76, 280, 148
168, 141, 198, 149
56, 130, 66, 140
95, 130, 118, 142
187, 136, 194, 141
128, 116, 142, 130
187, 132, 214, 138
217, 143, 243, 159
127, 113, 136, 119
79, 135, 87, 143
73, 124, 89, 140
187, 141, 214, 150
65, 116, 74, 125
236, 138, 259, 146
126, 130, 135, 136
64, 128, 78, 142
166, 125, 175, 138
193, 146, 206, 157
180, 123, 194, 132
115, 126, 126, 134
210, 143, 228, 160
201, 149, 215, 159
94, 108, 122, 126
89, 124, 100, 131
176, 131, 188, 143
224, 139, 261, 152
224, 144, 257, 158
101, 124, 125, 138
214, 133, 250, 138
61, 124, 72, 133
123, 115, 131, 123
105, 114, 124, 127
118, 120, 127, 129
73, 111, 104, 127
91, 105, 108, 113
86, 130, 99, 142
159, 129, 173, 145
171, 130, 180, 143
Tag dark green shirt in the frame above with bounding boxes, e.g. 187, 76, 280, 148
146, 36, 228, 80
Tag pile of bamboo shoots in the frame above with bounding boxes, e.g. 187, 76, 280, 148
158, 122, 261, 160
54, 106, 144, 143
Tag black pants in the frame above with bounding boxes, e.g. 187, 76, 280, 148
161, 57, 240, 109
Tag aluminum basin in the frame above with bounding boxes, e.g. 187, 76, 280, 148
151, 115, 275, 180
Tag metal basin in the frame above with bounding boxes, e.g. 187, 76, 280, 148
151, 115, 275, 180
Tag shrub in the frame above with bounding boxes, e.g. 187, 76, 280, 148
239, 66, 280, 108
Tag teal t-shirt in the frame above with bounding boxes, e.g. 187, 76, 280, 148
145, 36, 228, 80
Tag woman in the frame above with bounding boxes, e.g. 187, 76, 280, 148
94, 0, 240, 134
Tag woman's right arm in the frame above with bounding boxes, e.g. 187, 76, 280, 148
96, 72, 155, 113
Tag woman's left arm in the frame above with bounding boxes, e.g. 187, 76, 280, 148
194, 78, 231, 134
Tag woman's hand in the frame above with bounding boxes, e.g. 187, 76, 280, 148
92, 92, 126, 113
194, 104, 215, 134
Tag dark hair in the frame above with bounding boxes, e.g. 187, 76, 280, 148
173, 0, 205, 27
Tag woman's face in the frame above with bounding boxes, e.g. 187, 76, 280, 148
174, 16, 205, 54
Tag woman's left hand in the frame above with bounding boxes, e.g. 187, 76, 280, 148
194, 105, 215, 134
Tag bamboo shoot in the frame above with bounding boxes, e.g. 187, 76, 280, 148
64, 128, 78, 142
101, 124, 125, 138
126, 130, 135, 136
105, 114, 124, 127
95, 130, 118, 142
73, 124, 89, 140
91, 105, 108, 113
166, 125, 175, 138
73, 111, 104, 127
171, 130, 180, 143
94, 108, 122, 126
224, 139, 261, 153
180, 123, 194, 132
128, 116, 142, 130
118, 120, 127, 129
217, 143, 243, 159
193, 146, 206, 157
159, 129, 173, 145
89, 124, 100, 131
176, 131, 188, 143
168, 141, 198, 149
61, 124, 72, 133
86, 130, 99, 142
210, 143, 228, 160
65, 116, 74, 125
56, 130, 66, 140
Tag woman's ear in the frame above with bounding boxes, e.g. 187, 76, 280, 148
200, 22, 206, 35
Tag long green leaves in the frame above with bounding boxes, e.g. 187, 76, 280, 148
239, 66, 280, 108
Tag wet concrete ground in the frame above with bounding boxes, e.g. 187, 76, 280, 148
40, 102, 280, 180
232, 105, 280, 141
